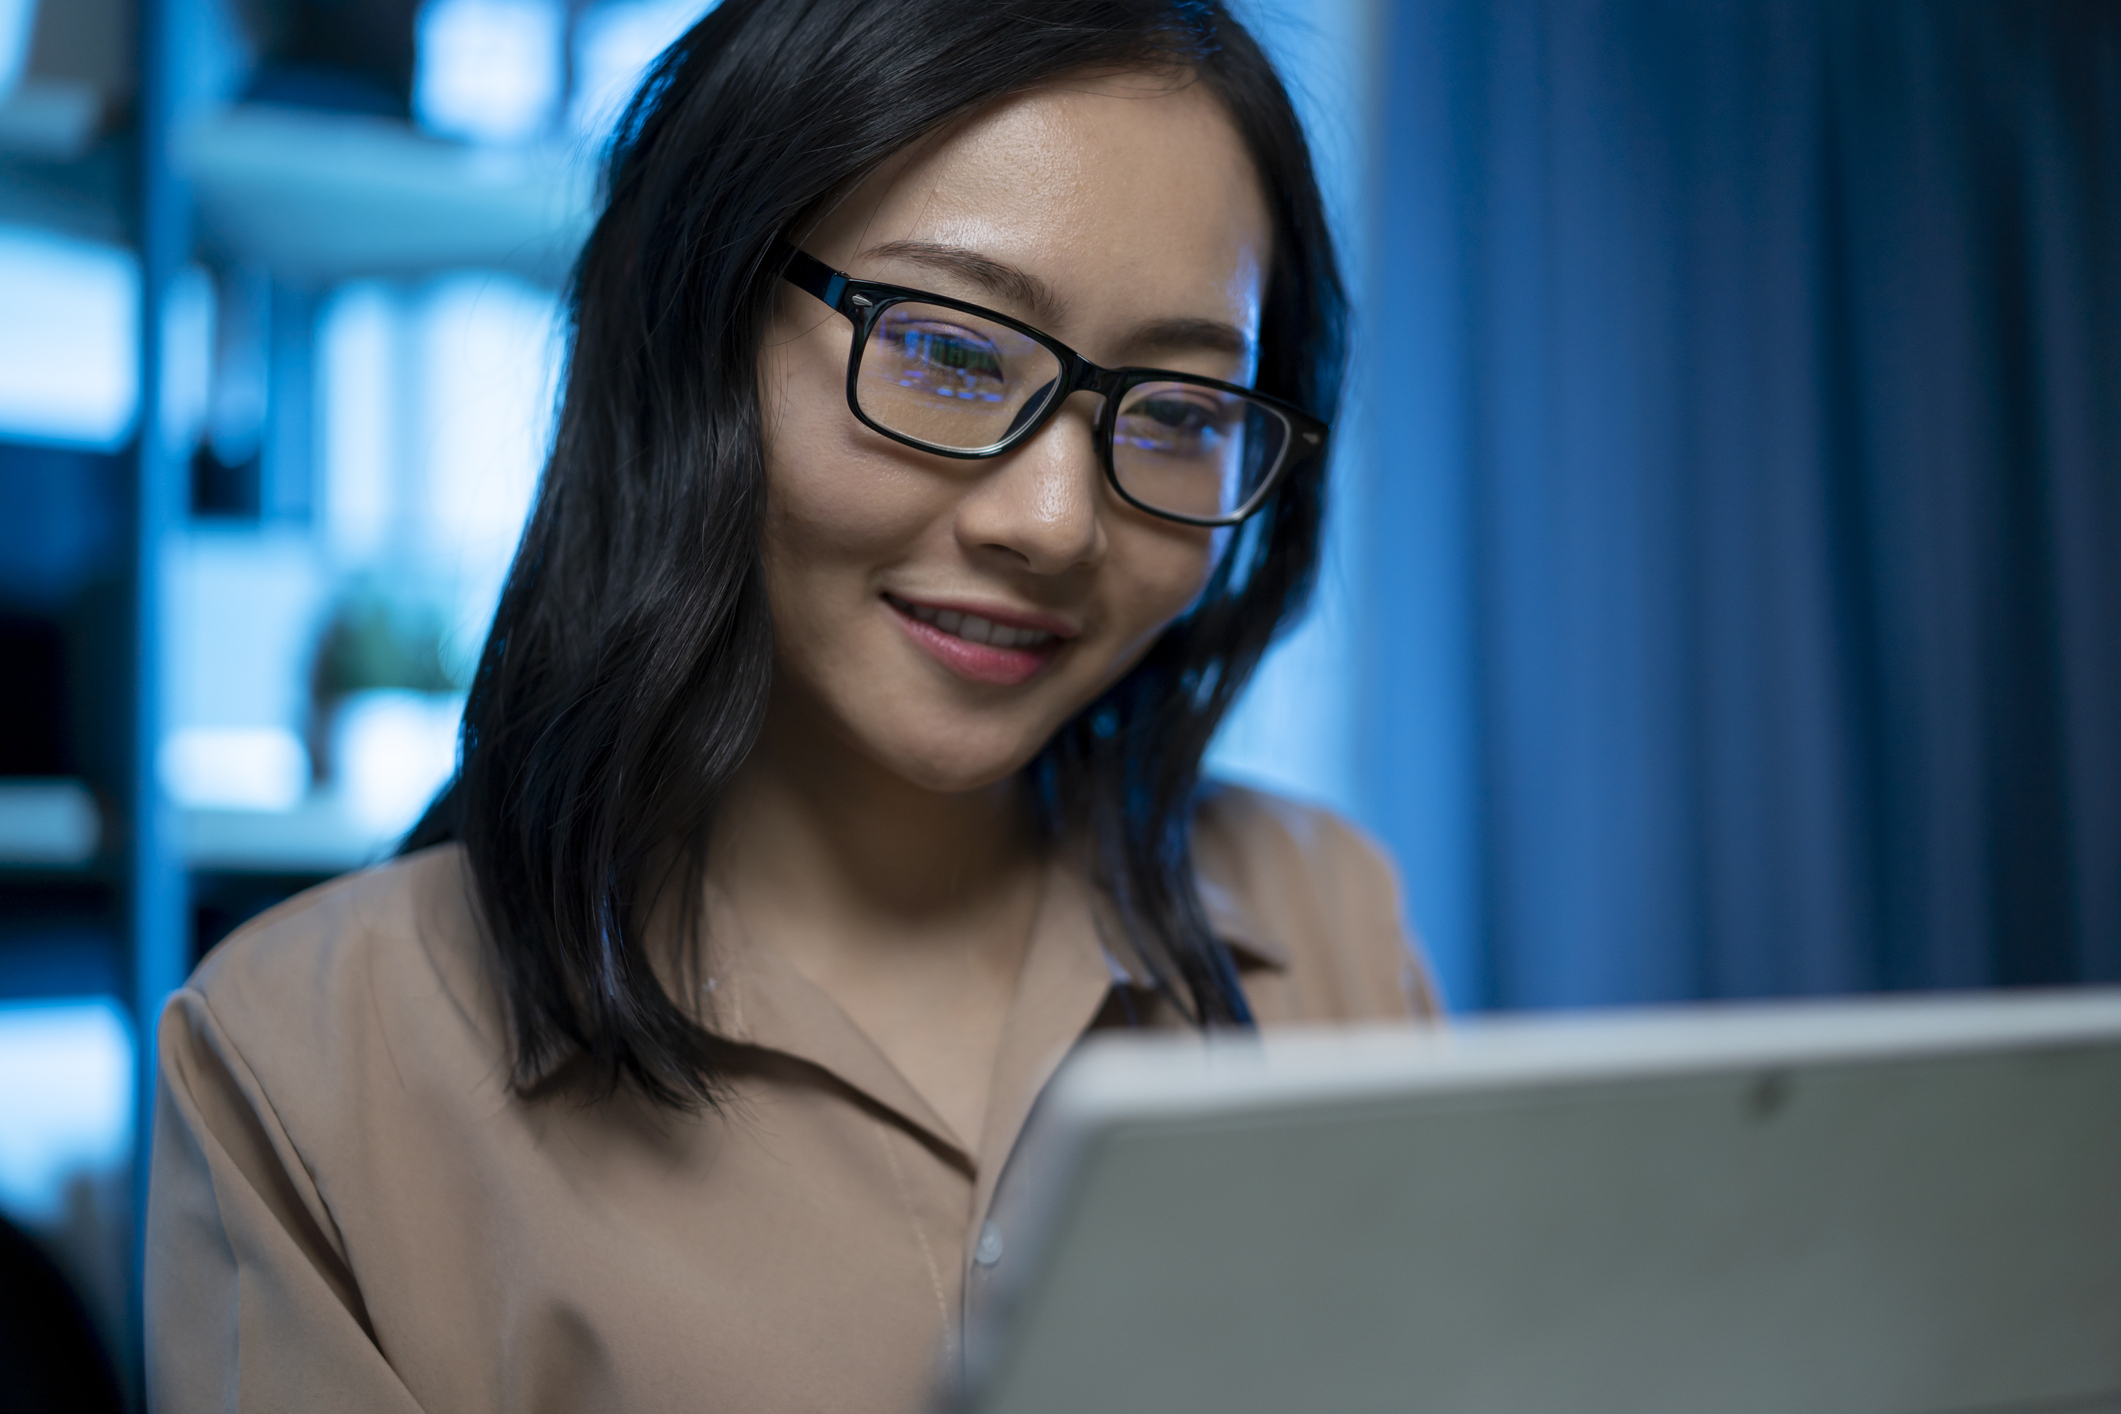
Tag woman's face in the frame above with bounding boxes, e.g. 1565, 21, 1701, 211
757, 71, 1272, 794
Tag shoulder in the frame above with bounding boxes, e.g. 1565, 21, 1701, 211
166, 845, 510, 1134
1194, 782, 1385, 873
1191, 782, 1401, 930
1192, 783, 1442, 1024
148, 848, 522, 1402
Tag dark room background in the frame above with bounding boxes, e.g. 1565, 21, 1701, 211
0, 0, 2116, 1392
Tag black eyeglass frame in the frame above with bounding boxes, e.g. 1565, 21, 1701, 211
777, 245, 1328, 528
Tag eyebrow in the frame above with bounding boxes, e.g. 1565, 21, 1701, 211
855, 239, 1256, 364
860, 240, 1068, 329
1124, 316, 1254, 362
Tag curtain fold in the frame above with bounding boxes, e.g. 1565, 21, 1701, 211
1360, 0, 2121, 1009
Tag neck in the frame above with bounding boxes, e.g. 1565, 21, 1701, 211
711, 697, 1041, 940
712, 689, 1049, 1150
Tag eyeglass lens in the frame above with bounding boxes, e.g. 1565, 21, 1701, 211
856, 301, 1290, 523
1111, 380, 1290, 523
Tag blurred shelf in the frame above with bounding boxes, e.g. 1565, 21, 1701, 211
0, 79, 107, 164
178, 105, 597, 288
0, 783, 398, 877
0, 781, 101, 868
0, 141, 128, 252
182, 795, 394, 876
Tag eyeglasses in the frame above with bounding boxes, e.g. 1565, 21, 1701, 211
777, 245, 1326, 528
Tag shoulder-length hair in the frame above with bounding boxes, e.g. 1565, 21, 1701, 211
405, 0, 1347, 1108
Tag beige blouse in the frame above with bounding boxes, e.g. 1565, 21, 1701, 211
146, 785, 1438, 1413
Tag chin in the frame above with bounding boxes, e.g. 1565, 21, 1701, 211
881, 721, 1052, 795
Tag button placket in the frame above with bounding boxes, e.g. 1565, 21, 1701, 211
973, 1221, 1003, 1268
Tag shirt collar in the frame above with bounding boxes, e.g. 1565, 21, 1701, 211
694, 859, 1286, 1170
1198, 876, 1291, 973
700, 892, 975, 1165
1097, 875, 1290, 987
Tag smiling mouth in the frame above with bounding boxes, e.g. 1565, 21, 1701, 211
883, 593, 1069, 686
891, 597, 1060, 649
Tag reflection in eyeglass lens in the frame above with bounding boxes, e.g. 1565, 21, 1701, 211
857, 303, 1061, 452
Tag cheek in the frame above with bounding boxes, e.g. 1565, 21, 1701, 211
759, 350, 940, 627
1098, 520, 1220, 656
770, 448, 926, 564
759, 461, 928, 683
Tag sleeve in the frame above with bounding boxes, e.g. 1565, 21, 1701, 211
146, 991, 427, 1414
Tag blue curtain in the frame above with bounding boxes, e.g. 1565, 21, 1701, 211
1357, 0, 2121, 1010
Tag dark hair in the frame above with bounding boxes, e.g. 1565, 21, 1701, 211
404, 0, 1347, 1108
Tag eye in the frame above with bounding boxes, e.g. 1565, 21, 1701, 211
1131, 395, 1218, 432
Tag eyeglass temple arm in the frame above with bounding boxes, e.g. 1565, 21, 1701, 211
776, 243, 852, 311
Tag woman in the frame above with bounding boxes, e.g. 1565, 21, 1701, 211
147, 1, 1438, 1408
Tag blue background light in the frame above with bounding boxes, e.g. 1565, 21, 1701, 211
0, 0, 2116, 1378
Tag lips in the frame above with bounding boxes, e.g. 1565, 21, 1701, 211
883, 593, 1072, 686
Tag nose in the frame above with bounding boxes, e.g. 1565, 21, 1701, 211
954, 391, 1106, 575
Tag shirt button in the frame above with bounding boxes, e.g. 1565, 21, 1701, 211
974, 1221, 1004, 1268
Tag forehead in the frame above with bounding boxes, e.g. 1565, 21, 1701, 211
812, 72, 1273, 335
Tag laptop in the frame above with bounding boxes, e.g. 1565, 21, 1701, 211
956, 989, 2121, 1414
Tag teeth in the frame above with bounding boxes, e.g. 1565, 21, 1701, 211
898, 598, 1057, 651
